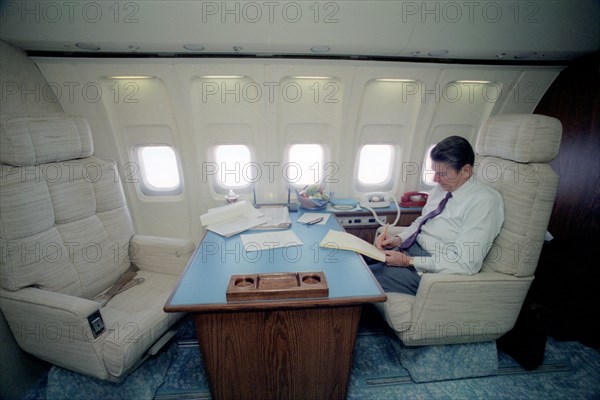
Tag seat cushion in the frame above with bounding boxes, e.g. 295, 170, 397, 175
475, 157, 559, 277
476, 114, 561, 163
100, 270, 183, 378
375, 292, 415, 333
0, 115, 93, 166
1, 156, 134, 297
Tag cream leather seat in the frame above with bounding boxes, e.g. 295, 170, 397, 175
0, 115, 195, 381
376, 114, 562, 346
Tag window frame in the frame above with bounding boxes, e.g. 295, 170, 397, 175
354, 143, 398, 193
421, 143, 437, 187
284, 142, 328, 190
133, 144, 183, 197
210, 143, 256, 194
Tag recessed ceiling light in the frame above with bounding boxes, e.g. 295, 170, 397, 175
200, 75, 246, 79
183, 44, 205, 51
107, 76, 155, 79
75, 43, 100, 51
311, 46, 330, 53
455, 80, 493, 84
291, 76, 334, 79
375, 79, 417, 82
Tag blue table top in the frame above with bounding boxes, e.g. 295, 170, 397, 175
165, 210, 386, 312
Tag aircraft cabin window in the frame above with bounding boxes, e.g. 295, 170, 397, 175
286, 143, 325, 187
356, 144, 395, 190
135, 145, 182, 196
213, 144, 255, 191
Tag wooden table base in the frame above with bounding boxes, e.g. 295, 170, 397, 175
193, 305, 362, 400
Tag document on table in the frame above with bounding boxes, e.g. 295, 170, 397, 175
319, 229, 386, 262
200, 201, 266, 237
241, 230, 303, 252
252, 206, 292, 230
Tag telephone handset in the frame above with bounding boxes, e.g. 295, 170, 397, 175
359, 192, 391, 209
400, 191, 428, 207
358, 192, 401, 227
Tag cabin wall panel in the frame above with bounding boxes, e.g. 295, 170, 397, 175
531, 52, 600, 347
496, 69, 562, 115
106, 76, 190, 238
264, 64, 355, 203
35, 64, 196, 239
277, 75, 342, 199
32, 58, 562, 242
0, 43, 63, 116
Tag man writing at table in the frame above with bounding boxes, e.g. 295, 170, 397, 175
370, 136, 504, 295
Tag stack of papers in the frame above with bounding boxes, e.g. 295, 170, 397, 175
200, 201, 266, 237
252, 206, 292, 230
200, 202, 295, 237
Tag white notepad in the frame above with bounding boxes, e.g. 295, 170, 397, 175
319, 229, 386, 262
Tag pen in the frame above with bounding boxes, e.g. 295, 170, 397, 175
378, 224, 389, 249
307, 217, 324, 225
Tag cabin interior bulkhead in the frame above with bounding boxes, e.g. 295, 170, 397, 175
0, 1, 599, 398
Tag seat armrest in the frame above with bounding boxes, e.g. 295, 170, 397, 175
413, 272, 533, 320
0, 287, 110, 378
1, 286, 99, 318
130, 235, 196, 276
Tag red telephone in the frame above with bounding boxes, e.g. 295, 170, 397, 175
400, 191, 428, 207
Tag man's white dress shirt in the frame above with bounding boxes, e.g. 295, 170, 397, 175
399, 178, 504, 275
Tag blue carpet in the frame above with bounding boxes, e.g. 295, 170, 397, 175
23, 316, 600, 400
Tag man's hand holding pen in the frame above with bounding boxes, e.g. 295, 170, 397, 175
375, 226, 413, 267
375, 226, 402, 250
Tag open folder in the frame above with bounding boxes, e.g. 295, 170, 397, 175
319, 230, 386, 262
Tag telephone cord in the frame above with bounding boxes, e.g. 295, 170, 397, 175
360, 195, 401, 228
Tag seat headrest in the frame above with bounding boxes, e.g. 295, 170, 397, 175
476, 114, 562, 163
0, 115, 94, 166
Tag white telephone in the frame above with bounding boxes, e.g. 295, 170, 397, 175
358, 192, 401, 227
359, 192, 391, 209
